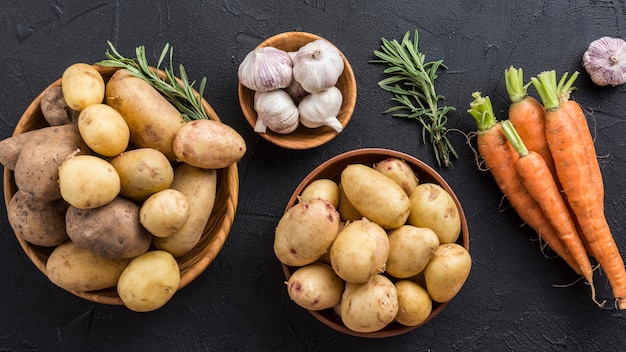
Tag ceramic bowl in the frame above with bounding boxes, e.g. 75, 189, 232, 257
238, 31, 357, 149
2, 65, 239, 305
281, 148, 470, 338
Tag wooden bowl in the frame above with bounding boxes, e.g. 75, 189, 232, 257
282, 148, 470, 338
238, 31, 357, 149
2, 65, 239, 305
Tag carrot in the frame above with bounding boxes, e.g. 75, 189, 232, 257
500, 119, 598, 305
468, 92, 582, 275
532, 70, 626, 309
556, 71, 604, 206
505, 66, 556, 178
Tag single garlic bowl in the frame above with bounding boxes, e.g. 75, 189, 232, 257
238, 32, 357, 150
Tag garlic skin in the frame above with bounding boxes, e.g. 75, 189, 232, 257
583, 36, 626, 87
298, 86, 343, 132
238, 46, 293, 92
254, 90, 299, 134
292, 39, 344, 93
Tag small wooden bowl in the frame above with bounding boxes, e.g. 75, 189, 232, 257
238, 31, 357, 150
3, 65, 239, 305
282, 148, 470, 338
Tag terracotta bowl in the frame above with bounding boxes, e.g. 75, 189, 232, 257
282, 148, 470, 338
2, 65, 239, 305
238, 31, 357, 149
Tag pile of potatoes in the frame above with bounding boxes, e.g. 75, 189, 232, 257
0, 63, 246, 312
274, 157, 472, 333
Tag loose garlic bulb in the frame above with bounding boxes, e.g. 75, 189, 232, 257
583, 36, 626, 87
292, 39, 344, 93
254, 90, 299, 134
298, 86, 343, 132
238, 46, 293, 92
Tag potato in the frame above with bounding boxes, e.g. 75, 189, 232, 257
300, 179, 339, 208
424, 243, 472, 303
340, 274, 398, 333
40, 86, 79, 126
7, 190, 69, 247
172, 119, 246, 169
66, 197, 152, 259
374, 157, 419, 195
337, 182, 361, 221
274, 198, 340, 267
13, 124, 90, 202
286, 264, 344, 311
408, 183, 461, 244
330, 218, 389, 283
341, 164, 410, 229
58, 155, 121, 209
61, 63, 105, 111
117, 250, 180, 312
46, 241, 128, 292
109, 148, 174, 203
0, 129, 37, 170
394, 280, 432, 327
153, 164, 217, 257
140, 189, 190, 238
386, 225, 440, 279
106, 69, 185, 160
78, 103, 130, 157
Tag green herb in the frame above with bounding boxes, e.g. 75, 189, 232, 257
371, 30, 457, 167
97, 41, 209, 121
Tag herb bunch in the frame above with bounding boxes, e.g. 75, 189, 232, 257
371, 30, 457, 167
97, 41, 209, 121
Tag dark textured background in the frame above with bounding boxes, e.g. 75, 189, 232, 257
2, 1, 626, 351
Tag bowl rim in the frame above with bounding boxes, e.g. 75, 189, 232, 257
237, 31, 357, 150
2, 65, 239, 305
281, 147, 470, 338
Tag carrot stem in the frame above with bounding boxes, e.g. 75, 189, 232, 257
505, 66, 532, 104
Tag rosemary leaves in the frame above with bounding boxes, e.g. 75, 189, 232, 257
371, 30, 457, 167
97, 41, 209, 121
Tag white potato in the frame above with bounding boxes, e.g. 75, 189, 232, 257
386, 225, 440, 279
58, 155, 120, 209
340, 274, 398, 333
140, 189, 190, 238
341, 164, 410, 229
286, 264, 344, 311
408, 183, 461, 244
424, 243, 472, 303
117, 250, 180, 312
394, 280, 432, 327
374, 157, 419, 195
78, 103, 130, 157
330, 218, 389, 283
62, 63, 105, 111
300, 179, 339, 208
274, 198, 340, 266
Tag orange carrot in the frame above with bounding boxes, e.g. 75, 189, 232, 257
468, 92, 582, 275
505, 66, 557, 178
533, 71, 626, 309
556, 71, 604, 206
501, 119, 598, 304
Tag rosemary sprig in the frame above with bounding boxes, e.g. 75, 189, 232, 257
96, 41, 209, 121
371, 30, 457, 167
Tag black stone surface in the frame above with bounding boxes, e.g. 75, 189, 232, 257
2, 1, 626, 351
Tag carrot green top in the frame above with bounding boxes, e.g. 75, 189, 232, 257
468, 91, 497, 132
531, 70, 579, 111
500, 119, 529, 157
505, 66, 531, 104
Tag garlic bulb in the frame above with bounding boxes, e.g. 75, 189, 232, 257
583, 36, 626, 87
254, 90, 299, 134
284, 78, 309, 104
298, 86, 343, 132
238, 46, 293, 92
292, 39, 344, 93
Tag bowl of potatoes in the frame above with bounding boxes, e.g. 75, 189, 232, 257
1, 63, 241, 311
274, 148, 471, 337
237, 31, 357, 150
